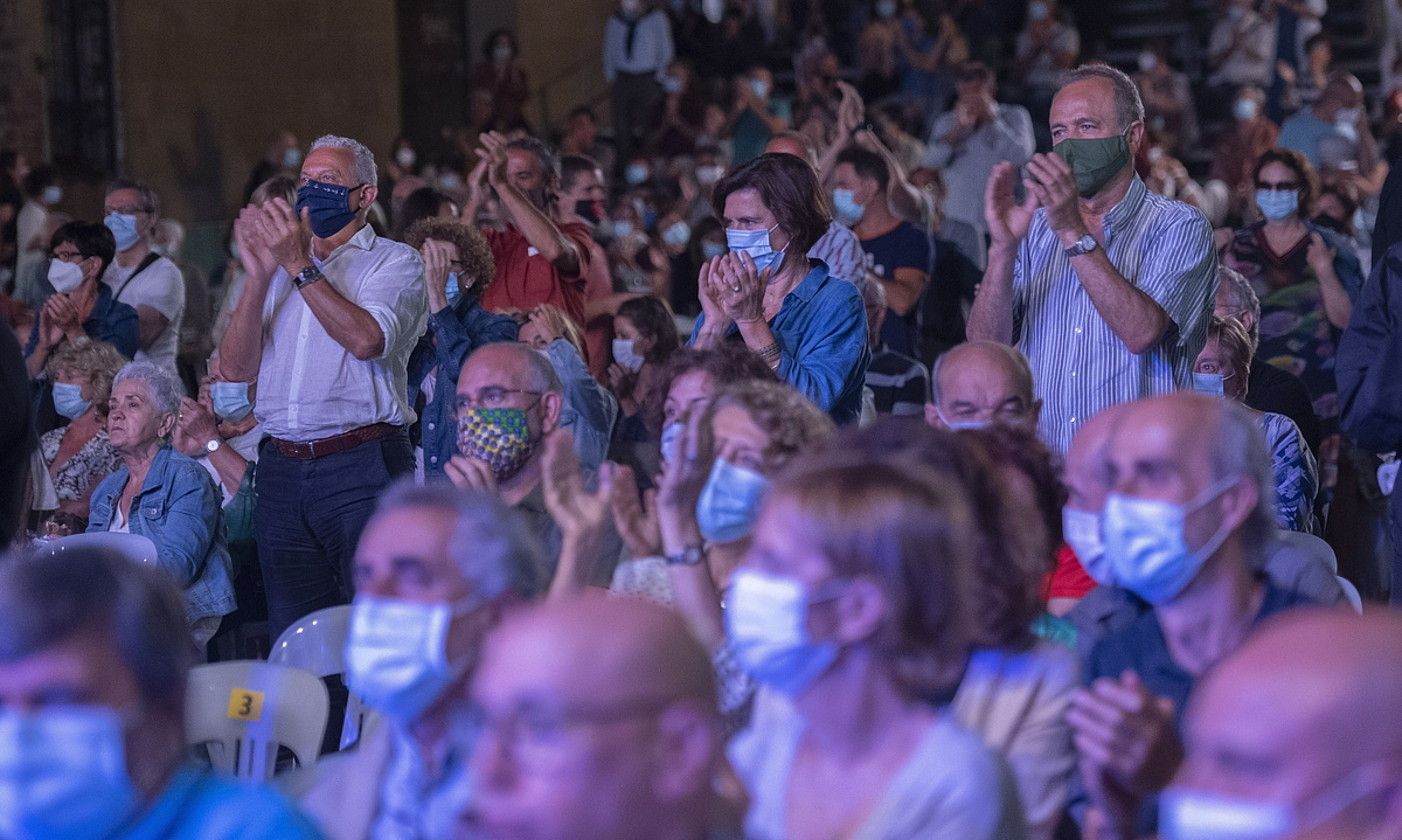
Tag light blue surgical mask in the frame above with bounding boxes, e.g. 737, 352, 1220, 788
701, 240, 727, 260
831, 188, 865, 226
52, 382, 91, 420
345, 595, 477, 723
210, 381, 254, 422
750, 78, 770, 99
1103, 475, 1240, 604
625, 163, 650, 186
104, 212, 141, 251
726, 569, 841, 696
0, 706, 140, 840
1255, 189, 1299, 222
696, 457, 770, 544
1160, 764, 1388, 840
1191, 371, 1227, 396
1063, 506, 1113, 585
724, 224, 787, 274
445, 271, 463, 308
612, 337, 645, 372
661, 220, 691, 248
610, 219, 635, 240
660, 421, 685, 465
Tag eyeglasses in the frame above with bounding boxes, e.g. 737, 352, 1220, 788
1256, 180, 1300, 193
50, 249, 84, 261
459, 695, 677, 769
456, 387, 542, 413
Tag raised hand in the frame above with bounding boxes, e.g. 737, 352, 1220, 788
256, 197, 312, 272
610, 464, 663, 559
445, 454, 499, 494
1067, 671, 1183, 795
420, 238, 453, 312
706, 251, 767, 324
984, 162, 1041, 249
656, 409, 714, 549
1306, 231, 1336, 276
696, 255, 730, 334
1024, 152, 1084, 236
234, 207, 279, 281
474, 131, 511, 189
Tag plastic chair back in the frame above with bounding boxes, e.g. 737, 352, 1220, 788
37, 532, 160, 565
185, 661, 328, 780
267, 605, 371, 749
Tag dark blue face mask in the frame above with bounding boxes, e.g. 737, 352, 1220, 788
296, 179, 363, 238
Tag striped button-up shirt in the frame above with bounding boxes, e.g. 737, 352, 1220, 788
1012, 177, 1217, 454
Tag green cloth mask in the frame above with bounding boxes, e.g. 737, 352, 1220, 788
1052, 128, 1132, 197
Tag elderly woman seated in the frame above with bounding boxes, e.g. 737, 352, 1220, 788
86, 361, 236, 650
39, 337, 126, 531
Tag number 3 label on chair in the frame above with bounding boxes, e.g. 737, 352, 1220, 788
226, 688, 266, 721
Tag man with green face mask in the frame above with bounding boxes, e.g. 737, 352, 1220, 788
967, 63, 1217, 456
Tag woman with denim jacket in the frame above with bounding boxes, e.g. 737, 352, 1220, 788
87, 361, 235, 651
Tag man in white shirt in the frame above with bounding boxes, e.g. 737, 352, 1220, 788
102, 180, 186, 380
219, 134, 427, 639
603, 0, 674, 173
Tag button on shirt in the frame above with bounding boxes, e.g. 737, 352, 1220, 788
1012, 177, 1217, 454
256, 224, 427, 442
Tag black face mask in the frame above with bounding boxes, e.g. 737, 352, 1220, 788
1312, 214, 1350, 236
575, 199, 603, 225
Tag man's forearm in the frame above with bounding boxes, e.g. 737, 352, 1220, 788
967, 245, 1018, 344
218, 279, 269, 382
1072, 249, 1169, 353
299, 282, 386, 361
498, 182, 580, 274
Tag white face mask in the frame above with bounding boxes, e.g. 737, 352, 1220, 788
0, 706, 140, 840
345, 595, 477, 723
611, 337, 645, 372
1160, 764, 1390, 840
1063, 506, 1113, 585
1103, 475, 1240, 604
396, 147, 417, 169
47, 259, 85, 294
726, 569, 841, 697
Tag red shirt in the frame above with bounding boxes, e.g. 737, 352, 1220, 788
1042, 543, 1097, 601
482, 223, 592, 326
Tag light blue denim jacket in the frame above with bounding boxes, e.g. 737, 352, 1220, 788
88, 445, 237, 625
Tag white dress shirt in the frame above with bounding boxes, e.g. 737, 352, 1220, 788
255, 224, 427, 442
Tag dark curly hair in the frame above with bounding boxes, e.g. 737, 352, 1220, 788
1252, 147, 1319, 218
644, 342, 778, 437
403, 217, 496, 297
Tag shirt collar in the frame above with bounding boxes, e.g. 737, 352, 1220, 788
1102, 176, 1148, 242
312, 222, 377, 266
786, 259, 830, 304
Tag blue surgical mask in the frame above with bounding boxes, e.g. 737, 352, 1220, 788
104, 212, 140, 251
625, 164, 650, 186
832, 188, 865, 226
282, 147, 303, 169
936, 406, 990, 431
41, 185, 63, 206
1063, 507, 1113, 586
1255, 189, 1299, 222
660, 421, 685, 465
0, 706, 140, 840
1103, 475, 1240, 604
726, 569, 840, 696
1233, 98, 1259, 121
701, 240, 727, 260
1161, 764, 1388, 840
296, 178, 361, 238
750, 79, 770, 100
661, 75, 684, 95
661, 220, 691, 247
1191, 371, 1226, 396
52, 382, 91, 420
445, 271, 463, 308
345, 596, 476, 723
610, 219, 635, 240
211, 381, 254, 422
724, 224, 787, 274
696, 457, 770, 544
612, 337, 646, 372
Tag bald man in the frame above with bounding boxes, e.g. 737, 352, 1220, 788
764, 132, 866, 285
1165, 608, 1402, 839
924, 340, 1041, 432
456, 595, 722, 840
1067, 393, 1322, 838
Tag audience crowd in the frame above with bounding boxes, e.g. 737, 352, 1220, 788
5, 0, 1402, 837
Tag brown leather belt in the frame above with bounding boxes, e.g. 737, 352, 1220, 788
269, 423, 399, 460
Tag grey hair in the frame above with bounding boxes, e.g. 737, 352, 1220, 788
310, 134, 378, 186
505, 136, 560, 183
374, 479, 545, 599
0, 547, 192, 717
930, 342, 1035, 406
114, 360, 183, 417
1216, 265, 1262, 350
105, 178, 161, 217
1059, 63, 1146, 131
1209, 400, 1277, 563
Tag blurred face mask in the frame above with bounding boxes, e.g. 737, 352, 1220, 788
40, 185, 63, 206
661, 220, 691, 248
726, 569, 841, 696
47, 259, 85, 294
396, 147, 417, 169
52, 382, 91, 420
210, 381, 254, 422
725, 223, 786, 274
444, 271, 464, 308
701, 240, 727, 260
750, 78, 771, 100
612, 337, 646, 372
1103, 475, 1240, 604
660, 420, 685, 465
574, 199, 603, 225
1233, 98, 1260, 121
1160, 764, 1389, 840
831, 188, 865, 226
624, 163, 650, 186
0, 706, 140, 840
697, 164, 725, 186
1063, 506, 1113, 585
104, 212, 141, 251
696, 457, 771, 544
458, 406, 537, 481
876, 0, 898, 18
346, 596, 477, 723
1028, 1, 1049, 20
296, 178, 361, 238
610, 219, 636, 240
935, 406, 990, 431
282, 147, 303, 170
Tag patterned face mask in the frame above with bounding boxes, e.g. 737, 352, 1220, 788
457, 407, 536, 481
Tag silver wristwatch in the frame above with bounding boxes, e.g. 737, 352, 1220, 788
203, 439, 221, 456
1064, 234, 1098, 258
292, 264, 324, 289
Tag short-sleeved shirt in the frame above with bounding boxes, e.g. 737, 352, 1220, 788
859, 220, 934, 357
481, 223, 592, 326
104, 254, 185, 377
1011, 177, 1217, 454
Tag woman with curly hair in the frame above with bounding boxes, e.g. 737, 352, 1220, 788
404, 217, 518, 482
39, 337, 126, 530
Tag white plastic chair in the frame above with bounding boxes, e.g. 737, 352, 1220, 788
186, 661, 328, 781
37, 532, 160, 565
1337, 577, 1364, 614
267, 605, 373, 749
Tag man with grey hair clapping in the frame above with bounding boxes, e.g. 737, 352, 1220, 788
219, 134, 427, 640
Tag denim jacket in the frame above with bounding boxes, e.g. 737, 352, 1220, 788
690, 261, 870, 425
407, 299, 519, 481
88, 445, 236, 625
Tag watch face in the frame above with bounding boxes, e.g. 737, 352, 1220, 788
205, 439, 220, 453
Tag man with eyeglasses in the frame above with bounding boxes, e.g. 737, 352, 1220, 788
452, 594, 724, 840
924, 339, 1041, 433
299, 479, 543, 840
101, 179, 185, 381
219, 133, 427, 640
